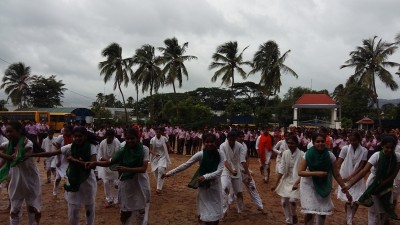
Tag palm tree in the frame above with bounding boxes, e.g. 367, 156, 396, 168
341, 36, 400, 126
249, 41, 298, 100
159, 37, 197, 93
131, 44, 164, 118
1, 62, 32, 108
209, 41, 251, 92
98, 43, 131, 124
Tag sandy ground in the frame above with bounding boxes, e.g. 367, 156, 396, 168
0, 153, 399, 225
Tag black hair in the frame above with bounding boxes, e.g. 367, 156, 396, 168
348, 131, 361, 141
286, 135, 299, 145
7, 121, 44, 153
312, 132, 326, 143
125, 128, 139, 138
105, 129, 115, 136
47, 129, 55, 135
73, 126, 100, 145
227, 131, 237, 139
236, 130, 244, 136
381, 135, 398, 146
202, 133, 217, 143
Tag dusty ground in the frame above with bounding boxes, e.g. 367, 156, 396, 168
0, 154, 399, 225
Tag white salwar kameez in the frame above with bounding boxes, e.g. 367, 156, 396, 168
61, 144, 98, 225
365, 152, 400, 225
337, 145, 368, 202
2, 139, 42, 225
300, 151, 336, 215
97, 138, 121, 204
166, 150, 224, 222
116, 147, 151, 225
273, 140, 288, 174
275, 148, 304, 224
150, 136, 170, 191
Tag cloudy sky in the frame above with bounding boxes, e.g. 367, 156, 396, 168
1, 0, 399, 108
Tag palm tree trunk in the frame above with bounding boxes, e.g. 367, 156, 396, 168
372, 77, 382, 127
117, 82, 128, 125
172, 81, 176, 94
136, 83, 139, 122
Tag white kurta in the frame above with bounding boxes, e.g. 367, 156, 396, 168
117, 146, 151, 211
300, 151, 336, 215
2, 139, 42, 210
55, 135, 70, 178
61, 144, 98, 205
150, 136, 170, 172
97, 138, 120, 181
275, 148, 304, 199
273, 140, 288, 174
337, 144, 368, 202
166, 150, 224, 222
365, 151, 400, 213
220, 140, 246, 178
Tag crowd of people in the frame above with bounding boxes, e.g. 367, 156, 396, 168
0, 120, 400, 225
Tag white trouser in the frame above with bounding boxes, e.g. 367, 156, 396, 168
103, 179, 118, 204
68, 203, 95, 225
10, 199, 40, 225
154, 167, 166, 191
221, 175, 243, 214
281, 197, 297, 224
242, 174, 263, 209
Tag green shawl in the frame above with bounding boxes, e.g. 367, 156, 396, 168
64, 141, 92, 192
188, 149, 220, 189
0, 136, 26, 182
110, 142, 144, 181
358, 150, 399, 220
305, 146, 333, 198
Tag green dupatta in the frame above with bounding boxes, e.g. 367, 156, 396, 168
110, 142, 144, 181
305, 146, 333, 198
0, 136, 26, 182
64, 141, 92, 192
188, 149, 220, 189
358, 150, 399, 220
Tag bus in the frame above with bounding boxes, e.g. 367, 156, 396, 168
49, 112, 75, 131
0, 111, 50, 125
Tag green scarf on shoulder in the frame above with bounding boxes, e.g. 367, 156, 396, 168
358, 150, 399, 220
64, 141, 92, 192
0, 136, 26, 182
110, 142, 144, 181
305, 146, 333, 198
188, 149, 220, 189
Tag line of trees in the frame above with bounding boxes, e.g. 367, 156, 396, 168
2, 33, 399, 129
98, 38, 298, 124
0, 62, 66, 109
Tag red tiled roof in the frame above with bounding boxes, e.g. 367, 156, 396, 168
356, 117, 374, 124
294, 94, 336, 105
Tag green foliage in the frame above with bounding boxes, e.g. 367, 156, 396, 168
159, 37, 197, 93
335, 83, 372, 122
341, 36, 400, 126
224, 101, 253, 117
91, 104, 113, 128
0, 100, 8, 111
27, 75, 66, 108
98, 42, 131, 123
249, 40, 298, 98
209, 41, 251, 89
160, 98, 212, 127
341, 117, 353, 129
1, 62, 32, 107
186, 87, 232, 111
